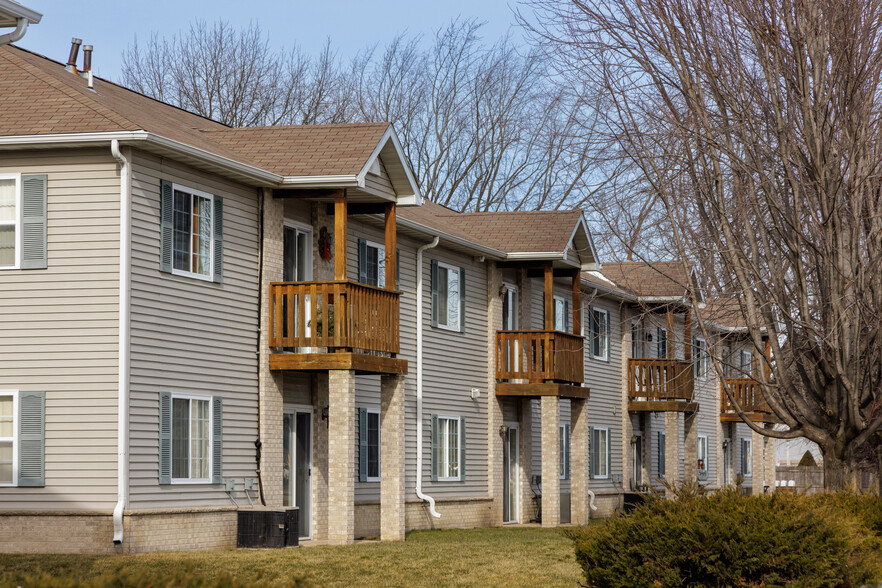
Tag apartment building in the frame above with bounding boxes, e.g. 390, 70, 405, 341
0, 42, 776, 554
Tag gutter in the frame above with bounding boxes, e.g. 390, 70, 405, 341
0, 17, 26, 45
110, 140, 131, 545
415, 236, 441, 518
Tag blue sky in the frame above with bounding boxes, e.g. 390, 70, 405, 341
19, 0, 522, 81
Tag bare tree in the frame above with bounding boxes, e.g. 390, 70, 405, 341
121, 19, 608, 213
523, 0, 882, 489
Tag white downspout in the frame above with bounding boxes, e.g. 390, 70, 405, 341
416, 236, 441, 518
110, 140, 131, 544
0, 18, 28, 46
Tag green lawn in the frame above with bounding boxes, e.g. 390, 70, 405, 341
0, 527, 582, 587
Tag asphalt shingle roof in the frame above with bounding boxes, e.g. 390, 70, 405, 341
0, 45, 392, 178
599, 261, 692, 298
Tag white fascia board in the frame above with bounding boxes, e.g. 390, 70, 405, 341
0, 0, 42, 23
582, 278, 637, 302
571, 215, 599, 267
398, 217, 504, 259
505, 251, 566, 260
638, 296, 688, 303
278, 175, 360, 188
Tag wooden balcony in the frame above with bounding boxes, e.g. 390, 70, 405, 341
495, 330, 589, 399
627, 358, 697, 412
268, 280, 406, 375
721, 378, 775, 423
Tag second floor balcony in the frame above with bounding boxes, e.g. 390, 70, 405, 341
495, 330, 584, 385
627, 358, 697, 412
721, 378, 776, 423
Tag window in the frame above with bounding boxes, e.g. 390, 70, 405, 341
358, 408, 380, 482
658, 432, 666, 477
693, 337, 709, 378
553, 296, 570, 332
0, 391, 17, 485
0, 391, 44, 487
502, 284, 518, 330
741, 438, 752, 476
697, 435, 708, 475
431, 261, 464, 332
631, 321, 643, 358
740, 350, 753, 377
283, 224, 312, 282
361, 240, 386, 288
0, 174, 19, 269
632, 433, 643, 487
656, 328, 668, 359
559, 424, 570, 480
433, 415, 465, 481
589, 307, 610, 360
722, 346, 733, 377
172, 395, 212, 482
591, 427, 610, 479
172, 185, 215, 280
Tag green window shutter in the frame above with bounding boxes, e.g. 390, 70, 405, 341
459, 417, 466, 481
358, 408, 368, 482
659, 432, 665, 476
160, 180, 174, 273
588, 426, 595, 479
18, 391, 45, 487
459, 267, 466, 333
21, 175, 48, 270
159, 392, 172, 484
358, 238, 367, 284
606, 430, 612, 480
430, 415, 439, 482
565, 424, 571, 479
212, 196, 223, 284
430, 260, 439, 328
212, 396, 223, 484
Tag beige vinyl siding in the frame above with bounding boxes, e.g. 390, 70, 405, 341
347, 218, 490, 501
128, 150, 260, 509
693, 328, 720, 487
0, 149, 120, 509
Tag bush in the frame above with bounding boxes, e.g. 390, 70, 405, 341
567, 489, 882, 588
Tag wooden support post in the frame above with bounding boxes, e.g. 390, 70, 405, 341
666, 308, 674, 359
572, 269, 582, 336
334, 191, 348, 281
544, 262, 554, 330
385, 203, 396, 290
683, 308, 692, 362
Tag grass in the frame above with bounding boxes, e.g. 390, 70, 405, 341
0, 527, 582, 588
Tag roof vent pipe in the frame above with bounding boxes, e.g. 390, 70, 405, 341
65, 38, 81, 74
82, 45, 92, 72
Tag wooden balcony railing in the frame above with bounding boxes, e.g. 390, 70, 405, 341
721, 378, 771, 414
269, 281, 400, 354
495, 330, 584, 385
628, 358, 694, 402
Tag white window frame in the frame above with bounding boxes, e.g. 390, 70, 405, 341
697, 435, 708, 474
365, 408, 381, 482
656, 327, 668, 359
590, 307, 610, 361
741, 438, 752, 477
593, 426, 610, 479
437, 415, 463, 481
740, 350, 753, 377
0, 173, 21, 270
553, 295, 569, 332
171, 183, 215, 282
0, 390, 19, 487
435, 261, 462, 332
283, 220, 313, 282
631, 320, 643, 358
559, 424, 570, 480
364, 239, 387, 289
694, 337, 709, 379
632, 432, 643, 486
170, 393, 213, 484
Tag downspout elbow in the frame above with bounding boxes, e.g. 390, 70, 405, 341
111, 140, 131, 545
416, 236, 440, 518
0, 18, 28, 46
